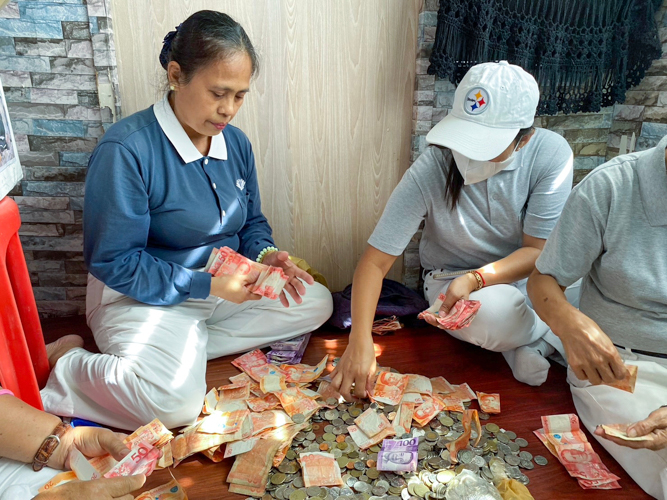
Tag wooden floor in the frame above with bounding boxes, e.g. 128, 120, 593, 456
42, 316, 650, 500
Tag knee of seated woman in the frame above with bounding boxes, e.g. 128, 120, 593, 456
136, 386, 206, 429
456, 285, 533, 352
299, 282, 333, 321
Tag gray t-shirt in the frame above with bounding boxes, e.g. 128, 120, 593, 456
369, 127, 573, 272
536, 135, 667, 353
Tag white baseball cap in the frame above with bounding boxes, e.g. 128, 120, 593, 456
425, 61, 539, 161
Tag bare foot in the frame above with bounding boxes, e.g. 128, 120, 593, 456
46, 334, 84, 369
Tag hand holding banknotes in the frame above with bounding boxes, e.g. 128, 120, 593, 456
35, 474, 146, 500
596, 407, 667, 451
438, 274, 478, 314
49, 426, 131, 470
261, 250, 315, 307
210, 272, 263, 304
554, 309, 627, 385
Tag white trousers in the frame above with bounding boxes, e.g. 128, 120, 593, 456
40, 274, 333, 430
0, 459, 58, 500
569, 349, 667, 499
423, 273, 581, 354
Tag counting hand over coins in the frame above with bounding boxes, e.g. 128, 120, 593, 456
41, 340, 637, 499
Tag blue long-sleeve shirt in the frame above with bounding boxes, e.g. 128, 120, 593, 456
83, 96, 276, 305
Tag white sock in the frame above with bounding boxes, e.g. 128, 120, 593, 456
502, 338, 555, 387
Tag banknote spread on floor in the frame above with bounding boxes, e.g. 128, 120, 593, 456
43, 345, 639, 498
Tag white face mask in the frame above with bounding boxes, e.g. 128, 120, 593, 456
451, 145, 519, 185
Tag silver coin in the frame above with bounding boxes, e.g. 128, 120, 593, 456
520, 459, 534, 470
504, 431, 517, 440
518, 473, 530, 485
518, 451, 533, 461
515, 437, 529, 448
472, 455, 486, 467
292, 414, 305, 424
327, 397, 339, 406
534, 455, 548, 466
505, 454, 521, 466
353, 481, 370, 493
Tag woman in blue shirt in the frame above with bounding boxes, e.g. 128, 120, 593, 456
40, 11, 333, 430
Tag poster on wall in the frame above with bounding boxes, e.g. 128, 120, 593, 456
0, 78, 22, 199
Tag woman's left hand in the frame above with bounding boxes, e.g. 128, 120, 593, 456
423, 273, 478, 329
261, 251, 315, 307
49, 426, 131, 471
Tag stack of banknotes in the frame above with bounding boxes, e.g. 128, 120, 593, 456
535, 414, 621, 489
418, 293, 481, 330
39, 419, 188, 499
205, 246, 289, 300
267, 333, 311, 365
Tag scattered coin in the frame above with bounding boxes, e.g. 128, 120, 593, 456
292, 413, 305, 424
534, 455, 549, 466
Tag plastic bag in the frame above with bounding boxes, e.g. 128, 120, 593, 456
496, 479, 535, 500
445, 470, 503, 500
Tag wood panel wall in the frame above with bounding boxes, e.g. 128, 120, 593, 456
110, 0, 419, 291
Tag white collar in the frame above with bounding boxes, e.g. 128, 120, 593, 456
153, 94, 228, 164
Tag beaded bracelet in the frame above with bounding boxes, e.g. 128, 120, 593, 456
256, 246, 280, 263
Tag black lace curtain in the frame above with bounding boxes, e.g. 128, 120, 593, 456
428, 0, 662, 115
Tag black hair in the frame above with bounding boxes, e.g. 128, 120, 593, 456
159, 10, 259, 83
444, 126, 535, 210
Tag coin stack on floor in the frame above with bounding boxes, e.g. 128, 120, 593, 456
259, 400, 545, 500
161, 347, 551, 499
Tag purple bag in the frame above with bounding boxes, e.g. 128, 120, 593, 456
329, 279, 429, 329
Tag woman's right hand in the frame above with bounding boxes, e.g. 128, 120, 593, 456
210, 273, 262, 303
35, 475, 145, 500
330, 333, 377, 401
556, 310, 627, 385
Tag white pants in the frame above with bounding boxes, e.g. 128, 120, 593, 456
569, 349, 667, 499
423, 273, 581, 354
40, 274, 333, 430
0, 459, 58, 500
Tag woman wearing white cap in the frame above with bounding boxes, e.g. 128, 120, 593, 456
331, 61, 577, 399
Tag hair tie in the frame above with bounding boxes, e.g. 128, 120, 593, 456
159, 23, 182, 69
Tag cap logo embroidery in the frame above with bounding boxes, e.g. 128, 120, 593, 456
464, 87, 489, 115
236, 179, 246, 190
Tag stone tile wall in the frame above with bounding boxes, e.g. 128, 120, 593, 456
0, 0, 120, 317
404, 0, 667, 290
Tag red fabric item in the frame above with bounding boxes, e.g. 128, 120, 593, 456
0, 197, 49, 410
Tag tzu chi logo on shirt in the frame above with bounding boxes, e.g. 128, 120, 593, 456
464, 87, 489, 115
236, 179, 246, 190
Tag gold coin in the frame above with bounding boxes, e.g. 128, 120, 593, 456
369, 445, 382, 453
271, 472, 286, 485
436, 470, 456, 484
337, 442, 348, 450
366, 467, 379, 479
323, 433, 336, 442
414, 484, 429, 498
350, 469, 362, 478
289, 490, 307, 500
337, 457, 349, 468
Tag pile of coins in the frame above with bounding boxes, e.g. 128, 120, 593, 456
257, 400, 547, 500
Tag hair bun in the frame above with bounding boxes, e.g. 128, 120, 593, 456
159, 23, 182, 70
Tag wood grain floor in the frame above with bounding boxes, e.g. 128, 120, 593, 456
42, 316, 651, 500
